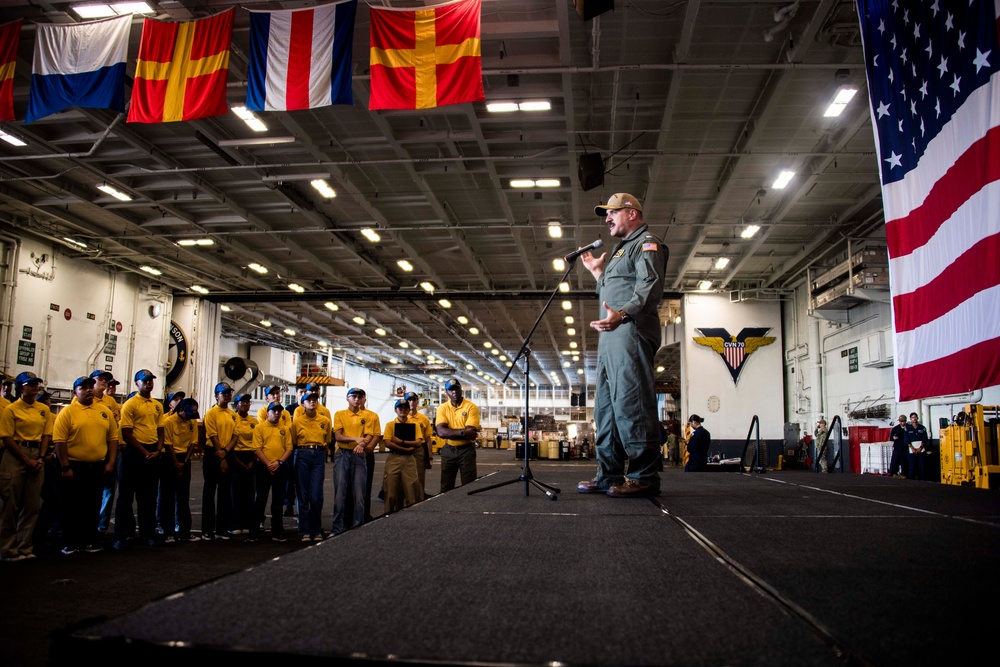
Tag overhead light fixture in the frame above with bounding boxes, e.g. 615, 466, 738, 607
139, 265, 161, 276
218, 136, 295, 147
73, 2, 154, 18
97, 183, 132, 201
465, 364, 473, 370
288, 283, 305, 293
563, 361, 571, 368
176, 238, 214, 247
324, 302, 339, 312
248, 262, 268, 274
535, 179, 560, 188
352, 316, 365, 325
823, 86, 858, 117
552, 259, 566, 271
413, 349, 423, 356
577, 368, 584, 375
261, 172, 331, 183
284, 328, 296, 336
491, 349, 499, 356
509, 179, 535, 188
486, 101, 519, 113
499, 355, 507, 361
375, 328, 386, 336
361, 228, 381, 243
674, 315, 682, 324
0, 130, 27, 147
486, 100, 551, 112
231, 105, 268, 132
397, 260, 414, 272
438, 299, 452, 308
771, 170, 795, 189
741, 224, 760, 239
561, 300, 572, 310
62, 237, 88, 248
567, 328, 576, 336
260, 319, 272, 327
484, 342, 493, 349
310, 179, 337, 198
569, 341, 578, 349
558, 282, 570, 293
572, 356, 579, 362
399, 341, 409, 348
220, 305, 232, 312
714, 257, 731, 270
420, 282, 435, 293
547, 223, 562, 238
457, 315, 469, 325
565, 316, 574, 324
698, 280, 714, 291
318, 341, 328, 347
468, 327, 479, 335
656, 365, 665, 373
190, 285, 209, 294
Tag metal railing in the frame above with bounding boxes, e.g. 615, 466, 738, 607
742, 415, 767, 473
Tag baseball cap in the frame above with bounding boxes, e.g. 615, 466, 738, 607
167, 391, 186, 404
267, 402, 284, 413
346, 387, 366, 397
689, 414, 704, 424
303, 392, 320, 402
38, 389, 52, 402
394, 399, 409, 411
404, 392, 419, 401
176, 397, 199, 419
234, 393, 251, 403
108, 378, 121, 386
73, 376, 96, 390
15, 371, 42, 385
595, 193, 643, 217
266, 385, 282, 396
444, 379, 462, 391
134, 369, 156, 382
305, 382, 319, 392
127, 391, 137, 400
214, 382, 234, 394
90, 369, 113, 381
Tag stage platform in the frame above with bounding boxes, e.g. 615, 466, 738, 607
50, 453, 1000, 667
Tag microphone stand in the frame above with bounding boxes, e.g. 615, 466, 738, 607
468, 258, 580, 500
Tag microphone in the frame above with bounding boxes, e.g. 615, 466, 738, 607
564, 239, 603, 263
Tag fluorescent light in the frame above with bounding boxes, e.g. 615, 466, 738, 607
468, 327, 479, 335
535, 179, 560, 188
518, 100, 551, 111
577, 368, 584, 375
419, 282, 435, 293
656, 366, 665, 372
553, 258, 565, 271
310, 179, 336, 198
283, 328, 296, 336
352, 316, 365, 325
97, 183, 132, 201
397, 260, 414, 272
698, 280, 714, 291
112, 2, 155, 14
375, 328, 386, 336
361, 228, 381, 243
399, 341, 409, 348
547, 223, 562, 238
569, 341, 578, 349
287, 283, 305, 293
0, 130, 27, 147
248, 262, 268, 274
218, 136, 295, 147
714, 257, 730, 270
231, 105, 267, 132
324, 302, 339, 312
465, 364, 473, 370
457, 316, 469, 324
491, 349, 499, 356
510, 179, 536, 188
413, 349, 423, 356
486, 102, 519, 113
483, 342, 492, 349
72, 4, 115, 18
565, 316, 574, 324
741, 224, 760, 239
499, 355, 507, 361
260, 319, 272, 327
220, 305, 232, 312
63, 237, 88, 248
561, 300, 572, 310
824, 87, 858, 117
318, 341, 328, 347
506, 361, 513, 367
772, 170, 795, 189
572, 356, 579, 362
190, 285, 209, 294
563, 361, 571, 368
438, 299, 452, 308
567, 328, 575, 336
176, 238, 214, 247
139, 265, 161, 276
674, 315, 682, 324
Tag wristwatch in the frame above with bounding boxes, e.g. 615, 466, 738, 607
617, 309, 631, 323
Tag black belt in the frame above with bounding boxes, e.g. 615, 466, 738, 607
16, 440, 40, 449
390, 450, 413, 456
298, 444, 326, 449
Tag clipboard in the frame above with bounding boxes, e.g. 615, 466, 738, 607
395, 422, 416, 441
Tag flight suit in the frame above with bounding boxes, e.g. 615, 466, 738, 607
592, 223, 667, 490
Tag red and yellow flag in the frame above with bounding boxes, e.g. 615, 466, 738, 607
369, 0, 484, 110
0, 19, 21, 122
128, 9, 234, 123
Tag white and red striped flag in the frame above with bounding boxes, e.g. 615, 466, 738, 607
858, 0, 1000, 400
245, 0, 356, 112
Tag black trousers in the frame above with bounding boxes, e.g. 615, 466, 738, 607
158, 457, 192, 538
63, 460, 105, 548
254, 462, 288, 535
201, 453, 232, 537
114, 446, 158, 540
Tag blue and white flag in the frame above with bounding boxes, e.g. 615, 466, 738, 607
246, 0, 356, 112
26, 14, 131, 123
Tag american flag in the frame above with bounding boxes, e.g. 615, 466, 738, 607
858, 0, 1000, 400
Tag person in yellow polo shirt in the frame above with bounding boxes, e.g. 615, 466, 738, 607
202, 382, 237, 541
405, 391, 433, 498
53, 376, 118, 555
332, 387, 380, 535
253, 402, 293, 542
89, 370, 121, 536
291, 391, 331, 541
115, 369, 165, 550
232, 394, 259, 540
0, 372, 53, 561
160, 397, 199, 542
436, 378, 481, 493
382, 399, 423, 514
257, 386, 291, 429
293, 382, 332, 424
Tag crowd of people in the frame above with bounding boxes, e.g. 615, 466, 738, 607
0, 368, 481, 562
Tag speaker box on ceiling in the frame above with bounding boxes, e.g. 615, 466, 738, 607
575, 0, 615, 21
577, 153, 605, 192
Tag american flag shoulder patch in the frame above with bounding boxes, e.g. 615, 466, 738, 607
642, 242, 658, 252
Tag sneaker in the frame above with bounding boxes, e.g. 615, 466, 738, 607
300, 535, 312, 542
60, 545, 80, 556
83, 544, 104, 553
272, 533, 288, 543
164, 536, 178, 544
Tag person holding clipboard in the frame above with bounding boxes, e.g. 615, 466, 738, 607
382, 399, 423, 514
